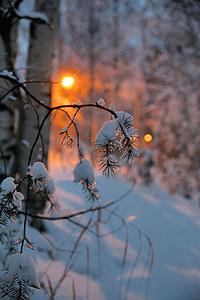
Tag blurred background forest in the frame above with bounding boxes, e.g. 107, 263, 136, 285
0, 0, 200, 201
52, 0, 200, 201
1, 2, 200, 299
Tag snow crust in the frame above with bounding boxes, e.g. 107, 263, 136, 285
30, 166, 200, 300
1, 165, 200, 300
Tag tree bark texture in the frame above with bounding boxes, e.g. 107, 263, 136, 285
19, 0, 60, 177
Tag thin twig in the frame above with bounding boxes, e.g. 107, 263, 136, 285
18, 187, 133, 221
50, 218, 92, 299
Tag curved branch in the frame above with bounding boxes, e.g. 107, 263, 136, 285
18, 187, 133, 221
51, 103, 118, 119
0, 85, 19, 102
0, 75, 119, 119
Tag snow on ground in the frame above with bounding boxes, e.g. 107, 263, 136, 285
29, 164, 200, 300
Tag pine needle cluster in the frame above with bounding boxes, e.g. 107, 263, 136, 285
96, 112, 139, 177
0, 279, 31, 300
81, 179, 100, 203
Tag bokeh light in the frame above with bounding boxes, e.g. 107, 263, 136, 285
61, 76, 74, 87
144, 133, 152, 143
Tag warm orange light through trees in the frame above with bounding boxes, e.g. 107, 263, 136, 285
144, 133, 153, 143
61, 76, 74, 87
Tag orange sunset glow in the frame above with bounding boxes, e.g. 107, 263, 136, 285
61, 76, 74, 87
144, 133, 153, 143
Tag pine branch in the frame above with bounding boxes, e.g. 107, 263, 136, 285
81, 179, 100, 203
0, 278, 31, 300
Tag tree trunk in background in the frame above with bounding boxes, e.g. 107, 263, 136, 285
0, 0, 22, 181
0, 34, 15, 180
19, 0, 59, 177
18, 0, 59, 222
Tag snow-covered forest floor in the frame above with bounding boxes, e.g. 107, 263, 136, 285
28, 161, 200, 300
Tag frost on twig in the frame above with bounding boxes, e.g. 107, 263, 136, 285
73, 159, 100, 203
14, 231, 36, 251
60, 130, 73, 148
95, 109, 139, 177
0, 253, 40, 299
60, 108, 80, 148
97, 98, 105, 106
0, 70, 18, 81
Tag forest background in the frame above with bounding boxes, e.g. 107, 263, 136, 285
0, 0, 200, 299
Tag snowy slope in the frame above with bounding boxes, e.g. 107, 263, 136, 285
29, 166, 200, 300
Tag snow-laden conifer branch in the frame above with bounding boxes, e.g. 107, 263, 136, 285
0, 253, 40, 299
0, 69, 141, 298
95, 109, 139, 177
28, 162, 56, 208
73, 159, 100, 203
0, 177, 24, 229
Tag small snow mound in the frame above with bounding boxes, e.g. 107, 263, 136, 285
73, 159, 95, 183
97, 98, 105, 106
0, 70, 17, 81
28, 162, 55, 196
116, 111, 134, 127
109, 103, 116, 112
4, 252, 40, 289
95, 120, 118, 146
28, 162, 49, 180
0, 177, 16, 193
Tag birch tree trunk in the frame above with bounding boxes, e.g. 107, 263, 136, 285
0, 0, 22, 181
19, 0, 59, 177
17, 0, 60, 222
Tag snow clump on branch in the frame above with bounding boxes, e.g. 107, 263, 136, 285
3, 252, 40, 288
28, 162, 56, 209
73, 159, 100, 203
97, 98, 105, 106
0, 177, 24, 244
60, 103, 138, 201
95, 109, 139, 177
0, 70, 18, 81
0, 252, 40, 298
28, 162, 54, 194
0, 177, 24, 212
